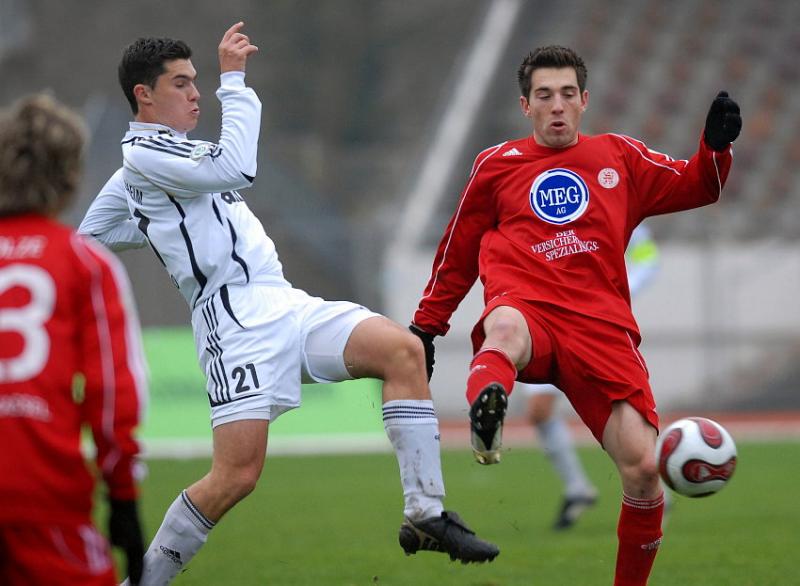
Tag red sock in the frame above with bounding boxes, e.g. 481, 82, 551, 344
465, 347, 517, 405
614, 493, 664, 586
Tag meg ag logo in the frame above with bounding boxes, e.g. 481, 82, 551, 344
529, 168, 589, 225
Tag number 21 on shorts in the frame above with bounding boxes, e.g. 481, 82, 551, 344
232, 363, 260, 394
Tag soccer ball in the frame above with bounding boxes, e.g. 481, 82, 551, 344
655, 417, 737, 497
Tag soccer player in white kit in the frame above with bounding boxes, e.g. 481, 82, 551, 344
519, 224, 660, 529
80, 22, 498, 584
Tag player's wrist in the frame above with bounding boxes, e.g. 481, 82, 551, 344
703, 130, 730, 152
220, 71, 246, 89
409, 323, 435, 342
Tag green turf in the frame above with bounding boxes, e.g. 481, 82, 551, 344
119, 442, 799, 585
140, 327, 384, 441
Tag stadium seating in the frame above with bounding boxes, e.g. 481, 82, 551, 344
1, 0, 797, 314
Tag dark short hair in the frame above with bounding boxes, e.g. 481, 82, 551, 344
0, 94, 87, 217
517, 46, 588, 98
118, 37, 192, 114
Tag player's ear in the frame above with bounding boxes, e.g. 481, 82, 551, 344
519, 95, 532, 118
580, 89, 589, 112
133, 84, 153, 107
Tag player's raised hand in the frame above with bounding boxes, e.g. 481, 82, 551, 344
219, 22, 259, 73
704, 91, 742, 151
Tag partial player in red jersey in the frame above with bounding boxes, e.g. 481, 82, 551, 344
410, 46, 741, 585
0, 95, 148, 585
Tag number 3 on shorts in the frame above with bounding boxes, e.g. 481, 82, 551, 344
0, 264, 56, 382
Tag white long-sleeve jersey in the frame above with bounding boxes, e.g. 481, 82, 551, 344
79, 168, 148, 252
80, 72, 289, 308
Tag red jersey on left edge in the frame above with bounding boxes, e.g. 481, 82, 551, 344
0, 214, 147, 524
413, 133, 732, 338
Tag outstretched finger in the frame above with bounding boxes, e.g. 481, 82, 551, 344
222, 21, 245, 43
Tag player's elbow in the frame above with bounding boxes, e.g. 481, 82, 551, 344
217, 165, 256, 191
80, 229, 111, 247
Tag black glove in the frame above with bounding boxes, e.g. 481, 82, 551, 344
109, 498, 145, 585
409, 324, 436, 381
704, 90, 742, 151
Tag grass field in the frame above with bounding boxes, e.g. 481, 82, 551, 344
127, 328, 799, 584
122, 442, 799, 586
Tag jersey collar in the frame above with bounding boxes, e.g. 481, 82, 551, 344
525, 132, 588, 155
126, 121, 188, 140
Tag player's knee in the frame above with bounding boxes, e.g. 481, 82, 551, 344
485, 318, 527, 358
529, 407, 549, 426
228, 466, 262, 501
527, 397, 552, 425
622, 455, 660, 492
214, 463, 262, 505
636, 457, 659, 482
384, 331, 426, 380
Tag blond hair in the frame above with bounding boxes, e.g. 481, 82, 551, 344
0, 93, 87, 217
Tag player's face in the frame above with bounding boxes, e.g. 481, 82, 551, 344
136, 59, 200, 133
520, 67, 588, 149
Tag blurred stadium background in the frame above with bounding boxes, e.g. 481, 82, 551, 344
2, 0, 798, 442
4, 1, 800, 584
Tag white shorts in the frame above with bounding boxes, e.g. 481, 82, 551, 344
190, 284, 380, 427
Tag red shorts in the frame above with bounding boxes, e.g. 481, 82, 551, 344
472, 297, 659, 444
0, 522, 116, 586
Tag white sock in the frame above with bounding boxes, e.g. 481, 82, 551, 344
140, 490, 215, 585
536, 416, 596, 498
383, 399, 446, 521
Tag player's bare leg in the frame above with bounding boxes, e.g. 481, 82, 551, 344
343, 316, 499, 563
527, 392, 598, 529
137, 420, 268, 585
603, 401, 664, 586
467, 306, 531, 464
187, 419, 268, 520
343, 316, 431, 402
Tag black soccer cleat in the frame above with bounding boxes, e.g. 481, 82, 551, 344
469, 383, 508, 465
398, 510, 500, 564
553, 492, 598, 530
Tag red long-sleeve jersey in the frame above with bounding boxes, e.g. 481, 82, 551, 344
413, 133, 732, 338
0, 214, 147, 524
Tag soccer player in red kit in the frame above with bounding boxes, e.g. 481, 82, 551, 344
0, 95, 148, 585
409, 46, 741, 585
